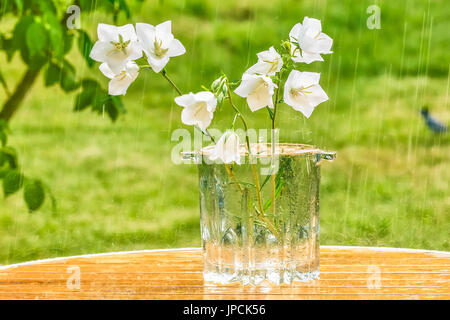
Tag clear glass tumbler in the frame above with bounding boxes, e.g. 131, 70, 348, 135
191, 143, 335, 285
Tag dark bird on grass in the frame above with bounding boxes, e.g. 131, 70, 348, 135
420, 107, 447, 133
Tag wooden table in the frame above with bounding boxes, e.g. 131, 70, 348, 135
0, 246, 448, 300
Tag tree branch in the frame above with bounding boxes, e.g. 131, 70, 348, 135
0, 68, 40, 122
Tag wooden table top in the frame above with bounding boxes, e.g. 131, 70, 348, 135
0, 246, 448, 300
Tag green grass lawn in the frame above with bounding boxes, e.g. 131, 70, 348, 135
0, 0, 449, 264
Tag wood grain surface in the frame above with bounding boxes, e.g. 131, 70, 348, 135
0, 246, 448, 300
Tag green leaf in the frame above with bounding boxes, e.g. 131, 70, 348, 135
18, 18, 48, 70
2, 36, 15, 61
260, 173, 272, 191
110, 95, 126, 113
0, 147, 18, 169
0, 169, 8, 179
63, 34, 74, 55
26, 21, 48, 58
262, 174, 284, 212
266, 106, 274, 120
91, 91, 109, 113
0, 132, 6, 147
77, 30, 94, 67
3, 169, 23, 197
24, 179, 45, 211
74, 86, 97, 111
104, 97, 119, 121
81, 78, 100, 89
60, 60, 79, 92
229, 181, 255, 189
12, 15, 34, 51
45, 12, 64, 57
44, 62, 61, 86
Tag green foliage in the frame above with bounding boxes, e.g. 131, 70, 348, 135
0, 121, 50, 210
74, 80, 126, 121
0, 0, 134, 212
77, 30, 94, 68
25, 21, 48, 58
59, 60, 79, 92
44, 62, 61, 86
1, 0, 127, 121
23, 180, 45, 212
2, 169, 23, 196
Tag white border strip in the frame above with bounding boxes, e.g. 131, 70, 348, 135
0, 245, 448, 271
321, 245, 450, 255
0, 247, 200, 271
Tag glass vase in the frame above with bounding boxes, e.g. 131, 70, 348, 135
188, 143, 336, 285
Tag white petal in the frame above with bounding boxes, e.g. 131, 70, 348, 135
89, 41, 112, 62
268, 46, 279, 57
99, 63, 115, 79
147, 55, 170, 73
136, 23, 156, 35
303, 17, 322, 37
126, 42, 143, 61
168, 39, 186, 57
244, 61, 270, 75
234, 74, 260, 97
108, 75, 133, 96
293, 50, 324, 64
209, 135, 225, 162
196, 108, 213, 131
105, 55, 128, 74
156, 20, 172, 35
298, 71, 321, 86
125, 61, 140, 80
175, 93, 196, 107
283, 89, 314, 118
136, 23, 156, 53
181, 102, 212, 130
209, 132, 240, 164
194, 91, 217, 112
247, 84, 273, 111
116, 24, 137, 41
306, 84, 329, 107
225, 134, 241, 164
285, 69, 301, 86
97, 24, 118, 42
316, 32, 333, 53
194, 91, 215, 102
256, 46, 276, 61
294, 102, 315, 118
289, 23, 302, 42
156, 21, 174, 46
180, 106, 197, 126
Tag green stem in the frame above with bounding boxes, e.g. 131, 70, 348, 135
225, 79, 251, 152
225, 164, 242, 193
226, 79, 279, 239
271, 71, 283, 131
270, 70, 283, 216
161, 68, 182, 96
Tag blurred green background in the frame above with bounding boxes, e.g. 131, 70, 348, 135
0, 0, 449, 264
